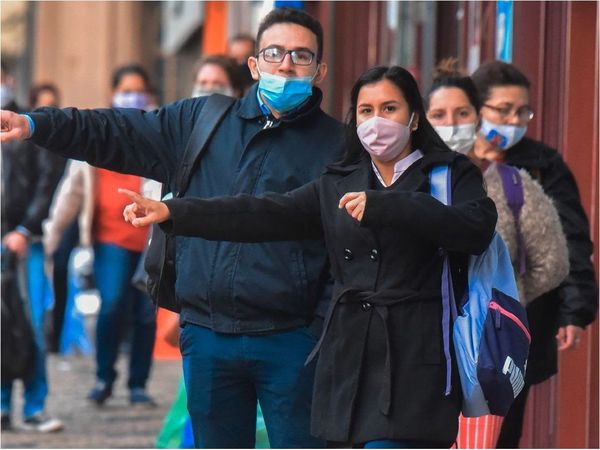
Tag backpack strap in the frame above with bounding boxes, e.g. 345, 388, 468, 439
429, 164, 458, 396
496, 163, 527, 275
174, 94, 236, 197
429, 165, 451, 205
144, 94, 235, 313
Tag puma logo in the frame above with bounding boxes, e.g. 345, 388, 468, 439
502, 356, 525, 398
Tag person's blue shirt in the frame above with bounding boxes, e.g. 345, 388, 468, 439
256, 91, 271, 116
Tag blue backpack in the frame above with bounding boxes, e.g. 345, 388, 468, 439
430, 164, 531, 417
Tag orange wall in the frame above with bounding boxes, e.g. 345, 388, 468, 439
202, 1, 228, 56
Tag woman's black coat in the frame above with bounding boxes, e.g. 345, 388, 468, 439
162, 146, 497, 443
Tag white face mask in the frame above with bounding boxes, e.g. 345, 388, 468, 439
434, 123, 477, 154
112, 92, 150, 110
479, 118, 527, 150
191, 85, 235, 98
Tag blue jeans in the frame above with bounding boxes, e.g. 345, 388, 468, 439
180, 323, 323, 449
59, 251, 94, 355
93, 243, 156, 389
50, 220, 79, 351
1, 242, 51, 418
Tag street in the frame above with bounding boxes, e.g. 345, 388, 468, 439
1, 352, 181, 448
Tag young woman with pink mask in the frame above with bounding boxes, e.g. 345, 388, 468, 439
119, 66, 497, 448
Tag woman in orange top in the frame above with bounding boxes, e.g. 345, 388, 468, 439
44, 65, 160, 407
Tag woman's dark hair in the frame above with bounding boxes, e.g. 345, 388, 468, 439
340, 65, 449, 166
111, 64, 150, 90
471, 60, 531, 104
194, 55, 246, 98
29, 83, 60, 108
425, 57, 481, 111
256, 7, 323, 62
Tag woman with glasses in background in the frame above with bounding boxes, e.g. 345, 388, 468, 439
426, 58, 570, 448
470, 60, 598, 448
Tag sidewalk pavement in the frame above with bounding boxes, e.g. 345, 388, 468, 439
0, 353, 181, 448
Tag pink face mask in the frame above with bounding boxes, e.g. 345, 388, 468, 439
356, 114, 414, 162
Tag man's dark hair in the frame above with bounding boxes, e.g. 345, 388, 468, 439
256, 8, 324, 62
471, 60, 531, 104
111, 64, 151, 90
29, 83, 61, 108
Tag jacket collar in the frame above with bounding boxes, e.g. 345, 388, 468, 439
417, 144, 458, 169
504, 137, 550, 169
236, 83, 324, 122
331, 144, 458, 193
333, 156, 373, 196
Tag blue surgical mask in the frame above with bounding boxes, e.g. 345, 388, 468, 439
112, 92, 150, 110
479, 118, 527, 150
257, 67, 316, 113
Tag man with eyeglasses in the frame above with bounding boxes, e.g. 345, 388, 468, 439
0, 7, 343, 448
472, 60, 598, 448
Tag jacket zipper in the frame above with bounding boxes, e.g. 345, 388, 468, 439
489, 301, 531, 342
262, 115, 275, 130
214, 114, 277, 328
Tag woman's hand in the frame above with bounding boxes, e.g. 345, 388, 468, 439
118, 188, 171, 227
556, 324, 584, 351
339, 192, 367, 222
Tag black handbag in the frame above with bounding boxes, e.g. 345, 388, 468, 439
1, 249, 36, 383
144, 94, 235, 312
131, 238, 150, 293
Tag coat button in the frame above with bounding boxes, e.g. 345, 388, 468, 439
370, 249, 379, 261
361, 301, 372, 311
344, 248, 353, 261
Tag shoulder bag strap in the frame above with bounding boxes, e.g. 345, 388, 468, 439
496, 163, 527, 275
175, 94, 236, 197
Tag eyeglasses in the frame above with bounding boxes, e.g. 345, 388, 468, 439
258, 46, 316, 66
482, 103, 534, 122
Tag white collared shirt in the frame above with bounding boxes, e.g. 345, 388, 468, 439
371, 149, 424, 187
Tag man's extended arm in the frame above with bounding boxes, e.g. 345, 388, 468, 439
1, 97, 208, 184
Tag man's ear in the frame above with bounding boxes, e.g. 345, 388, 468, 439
313, 62, 328, 84
248, 57, 260, 81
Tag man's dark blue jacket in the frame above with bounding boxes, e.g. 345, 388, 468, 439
28, 85, 344, 334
